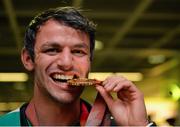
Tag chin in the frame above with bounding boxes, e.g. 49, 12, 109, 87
53, 95, 81, 105
50, 89, 83, 104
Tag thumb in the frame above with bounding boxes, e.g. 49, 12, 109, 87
95, 85, 114, 107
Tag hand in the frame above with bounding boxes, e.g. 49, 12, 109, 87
95, 76, 149, 126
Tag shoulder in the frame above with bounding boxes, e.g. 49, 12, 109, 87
0, 108, 21, 126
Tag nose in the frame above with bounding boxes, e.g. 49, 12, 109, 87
57, 48, 73, 71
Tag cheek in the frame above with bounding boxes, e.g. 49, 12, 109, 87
76, 58, 90, 72
34, 54, 53, 73
34, 56, 52, 84
35, 53, 54, 65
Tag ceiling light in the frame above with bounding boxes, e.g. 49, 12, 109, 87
0, 72, 142, 82
169, 83, 180, 101
0, 73, 28, 82
89, 72, 113, 80
95, 40, 104, 50
148, 55, 166, 64
89, 72, 143, 81
116, 72, 143, 81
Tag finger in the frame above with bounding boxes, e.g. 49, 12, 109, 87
114, 80, 139, 93
113, 80, 131, 92
95, 85, 114, 106
103, 76, 126, 89
104, 80, 122, 92
102, 76, 115, 85
113, 80, 143, 101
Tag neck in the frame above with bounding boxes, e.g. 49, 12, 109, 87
25, 86, 81, 125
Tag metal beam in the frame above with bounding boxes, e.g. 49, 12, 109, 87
0, 48, 20, 55
86, 12, 180, 20
72, 0, 83, 7
2, 0, 22, 51
108, 0, 153, 48
1, 11, 180, 20
150, 24, 180, 48
146, 58, 179, 77
121, 24, 180, 70
95, 0, 153, 68
94, 48, 177, 58
93, 48, 178, 69
99, 26, 170, 34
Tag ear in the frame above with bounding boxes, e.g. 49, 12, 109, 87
21, 47, 34, 71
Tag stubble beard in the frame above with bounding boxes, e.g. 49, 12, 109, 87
50, 86, 85, 105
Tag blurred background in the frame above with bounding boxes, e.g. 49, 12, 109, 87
0, 0, 180, 125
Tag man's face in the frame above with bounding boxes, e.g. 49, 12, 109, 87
33, 19, 91, 104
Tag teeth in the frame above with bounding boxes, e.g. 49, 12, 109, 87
52, 74, 73, 80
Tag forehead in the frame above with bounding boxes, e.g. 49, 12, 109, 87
35, 19, 90, 46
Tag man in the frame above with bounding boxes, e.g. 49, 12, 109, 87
0, 6, 152, 126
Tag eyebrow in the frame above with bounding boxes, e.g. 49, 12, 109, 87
41, 42, 89, 49
41, 42, 60, 48
73, 43, 89, 49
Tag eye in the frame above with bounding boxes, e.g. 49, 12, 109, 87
43, 48, 60, 55
72, 49, 87, 57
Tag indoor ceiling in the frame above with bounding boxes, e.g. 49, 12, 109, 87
0, 0, 180, 103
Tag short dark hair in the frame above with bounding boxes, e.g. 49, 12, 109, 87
24, 6, 96, 61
